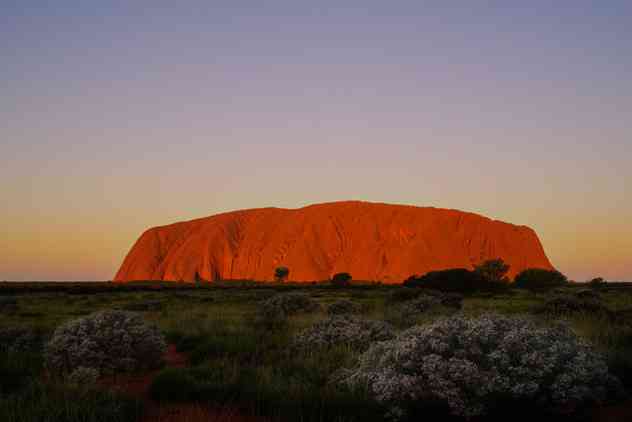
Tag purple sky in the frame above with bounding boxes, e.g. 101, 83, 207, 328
1, 1, 631, 281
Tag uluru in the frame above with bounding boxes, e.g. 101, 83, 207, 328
114, 201, 553, 283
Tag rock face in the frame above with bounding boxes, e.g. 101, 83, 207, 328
114, 201, 554, 283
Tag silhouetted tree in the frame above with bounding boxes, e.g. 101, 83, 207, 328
474, 258, 510, 283
331, 272, 352, 287
274, 266, 289, 282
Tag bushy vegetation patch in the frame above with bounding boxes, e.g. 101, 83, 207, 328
45, 310, 166, 375
294, 316, 394, 351
341, 314, 622, 420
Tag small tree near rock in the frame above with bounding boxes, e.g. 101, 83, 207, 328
331, 272, 352, 287
274, 266, 289, 282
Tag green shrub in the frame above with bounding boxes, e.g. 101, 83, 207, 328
514, 268, 568, 290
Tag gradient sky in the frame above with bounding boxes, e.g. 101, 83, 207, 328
1, 1, 630, 281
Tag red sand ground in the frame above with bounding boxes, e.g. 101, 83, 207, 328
115, 201, 553, 283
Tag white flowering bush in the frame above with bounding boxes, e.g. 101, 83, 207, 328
45, 310, 166, 375
327, 299, 364, 315
341, 314, 621, 419
294, 316, 395, 351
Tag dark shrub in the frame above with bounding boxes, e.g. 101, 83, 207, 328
331, 272, 352, 287
514, 268, 568, 290
403, 268, 503, 293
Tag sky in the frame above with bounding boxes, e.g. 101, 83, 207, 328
1, 1, 630, 281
